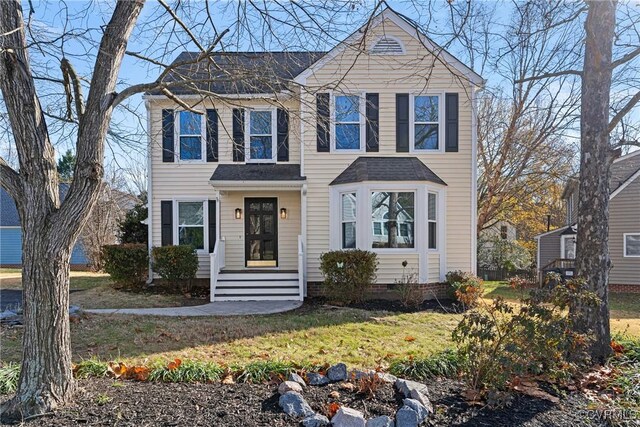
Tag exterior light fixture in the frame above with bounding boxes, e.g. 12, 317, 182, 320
235, 208, 242, 219
280, 208, 287, 219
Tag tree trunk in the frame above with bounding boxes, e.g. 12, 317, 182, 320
1, 215, 75, 422
573, 0, 616, 363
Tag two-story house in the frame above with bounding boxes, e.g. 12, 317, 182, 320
536, 150, 640, 290
144, 8, 484, 301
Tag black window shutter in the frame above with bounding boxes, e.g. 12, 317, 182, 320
162, 109, 175, 162
316, 93, 330, 152
206, 109, 218, 162
208, 200, 217, 253
160, 201, 173, 246
366, 93, 379, 152
445, 93, 459, 152
277, 108, 289, 162
232, 108, 245, 162
396, 94, 409, 152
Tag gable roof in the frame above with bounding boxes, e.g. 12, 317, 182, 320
147, 51, 325, 95
329, 157, 446, 186
294, 8, 484, 87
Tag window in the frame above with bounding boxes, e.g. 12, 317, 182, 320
334, 95, 361, 150
248, 110, 275, 161
373, 222, 382, 235
178, 111, 203, 160
413, 95, 439, 150
341, 193, 357, 249
500, 225, 508, 240
428, 192, 437, 249
624, 233, 640, 257
567, 195, 574, 224
371, 191, 414, 249
562, 235, 576, 259
177, 201, 204, 250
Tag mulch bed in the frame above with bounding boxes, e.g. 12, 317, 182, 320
2, 377, 604, 426
307, 297, 463, 314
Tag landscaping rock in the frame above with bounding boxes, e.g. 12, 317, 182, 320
302, 413, 331, 427
307, 373, 330, 386
289, 372, 307, 388
339, 382, 357, 392
402, 398, 429, 423
377, 372, 397, 383
366, 415, 395, 427
395, 406, 419, 427
327, 363, 348, 382
331, 407, 366, 427
278, 391, 314, 417
409, 389, 433, 414
395, 379, 429, 398
278, 380, 303, 395
351, 369, 375, 380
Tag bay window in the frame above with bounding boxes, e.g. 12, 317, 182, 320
428, 192, 437, 249
371, 191, 414, 249
341, 192, 357, 249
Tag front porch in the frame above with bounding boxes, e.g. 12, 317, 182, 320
208, 165, 306, 302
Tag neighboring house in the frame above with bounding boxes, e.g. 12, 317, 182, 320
480, 221, 517, 242
536, 150, 640, 288
144, 8, 483, 301
0, 185, 89, 268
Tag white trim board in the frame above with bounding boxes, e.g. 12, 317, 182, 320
610, 168, 640, 200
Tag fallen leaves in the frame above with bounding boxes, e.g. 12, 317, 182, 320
107, 362, 150, 381
404, 336, 416, 342
167, 358, 182, 371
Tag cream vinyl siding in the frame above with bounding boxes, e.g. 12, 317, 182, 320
149, 98, 300, 277
378, 254, 419, 284
610, 177, 640, 285
428, 252, 441, 283
302, 19, 474, 283
219, 191, 301, 271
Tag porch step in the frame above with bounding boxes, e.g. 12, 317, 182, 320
213, 271, 301, 301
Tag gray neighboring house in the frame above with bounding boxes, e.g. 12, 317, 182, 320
535, 151, 640, 288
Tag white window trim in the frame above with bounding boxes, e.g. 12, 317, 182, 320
174, 110, 206, 163
560, 234, 576, 259
331, 92, 366, 153
245, 108, 277, 164
409, 92, 445, 153
173, 198, 208, 254
427, 191, 439, 251
340, 192, 357, 249
623, 233, 640, 258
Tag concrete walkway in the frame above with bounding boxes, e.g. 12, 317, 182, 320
85, 300, 303, 317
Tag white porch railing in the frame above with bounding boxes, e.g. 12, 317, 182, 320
297, 235, 304, 301
210, 237, 225, 302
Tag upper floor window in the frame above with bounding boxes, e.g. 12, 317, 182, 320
248, 110, 275, 162
566, 194, 574, 224
624, 233, 640, 257
500, 225, 508, 240
334, 95, 361, 150
178, 111, 203, 160
413, 95, 440, 150
177, 201, 205, 250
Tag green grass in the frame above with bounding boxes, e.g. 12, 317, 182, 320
389, 349, 462, 380
148, 360, 225, 383
235, 360, 295, 383
74, 358, 110, 379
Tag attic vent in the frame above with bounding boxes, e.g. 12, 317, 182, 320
370, 37, 405, 55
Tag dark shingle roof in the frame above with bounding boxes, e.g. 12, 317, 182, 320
149, 51, 326, 95
329, 157, 447, 186
210, 164, 305, 181
611, 151, 640, 193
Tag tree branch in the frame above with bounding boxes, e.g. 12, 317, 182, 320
515, 69, 582, 84
609, 91, 640, 133
0, 157, 22, 200
611, 46, 640, 69
60, 58, 85, 119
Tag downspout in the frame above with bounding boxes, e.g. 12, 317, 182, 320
145, 98, 154, 285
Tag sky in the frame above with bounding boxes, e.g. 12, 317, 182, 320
2, 0, 638, 186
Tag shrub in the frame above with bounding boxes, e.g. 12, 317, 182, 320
394, 260, 423, 308
118, 203, 148, 244
389, 349, 462, 381
235, 361, 294, 383
0, 363, 20, 395
102, 243, 148, 289
152, 245, 199, 293
149, 360, 224, 383
74, 358, 110, 379
319, 250, 378, 305
446, 271, 484, 309
452, 278, 600, 395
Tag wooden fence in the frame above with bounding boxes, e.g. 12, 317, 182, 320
477, 267, 537, 282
